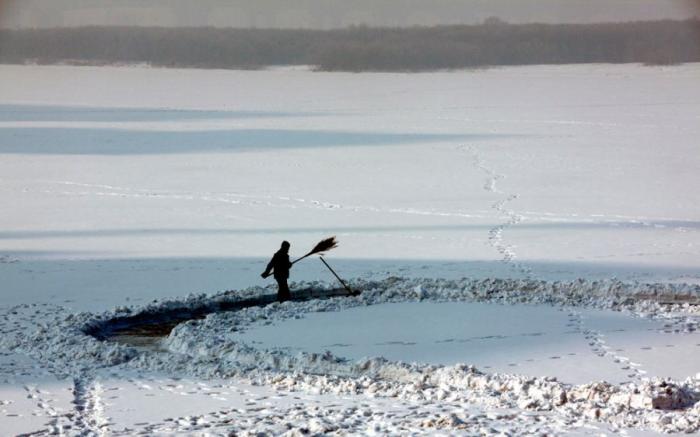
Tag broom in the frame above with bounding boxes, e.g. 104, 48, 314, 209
292, 236, 338, 265
294, 237, 355, 294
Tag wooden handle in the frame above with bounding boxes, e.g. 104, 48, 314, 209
319, 257, 355, 295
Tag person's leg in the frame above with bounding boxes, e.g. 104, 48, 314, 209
276, 277, 290, 302
281, 279, 291, 302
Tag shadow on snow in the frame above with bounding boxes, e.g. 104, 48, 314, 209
0, 127, 491, 154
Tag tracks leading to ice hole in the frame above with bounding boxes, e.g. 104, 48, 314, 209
463, 145, 533, 278
566, 310, 649, 385
0, 303, 110, 436
463, 144, 660, 387
71, 374, 109, 436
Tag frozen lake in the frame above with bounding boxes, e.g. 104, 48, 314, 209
0, 63, 699, 435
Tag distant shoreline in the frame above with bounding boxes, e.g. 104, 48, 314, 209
1, 20, 699, 72
2, 61, 697, 76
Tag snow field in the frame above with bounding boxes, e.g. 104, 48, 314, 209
0, 63, 699, 434
1, 64, 699, 291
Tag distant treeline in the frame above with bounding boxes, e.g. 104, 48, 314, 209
1, 20, 699, 71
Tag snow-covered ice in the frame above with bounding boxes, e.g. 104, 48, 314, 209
0, 63, 699, 435
235, 301, 699, 384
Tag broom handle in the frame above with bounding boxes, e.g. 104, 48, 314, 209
319, 257, 354, 295
291, 252, 313, 265
264, 253, 308, 277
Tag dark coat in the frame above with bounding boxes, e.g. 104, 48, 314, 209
264, 250, 292, 279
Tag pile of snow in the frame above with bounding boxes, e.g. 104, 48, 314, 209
1, 276, 699, 433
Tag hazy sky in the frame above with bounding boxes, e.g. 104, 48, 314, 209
1, 0, 699, 29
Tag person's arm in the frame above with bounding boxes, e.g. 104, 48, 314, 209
261, 255, 275, 278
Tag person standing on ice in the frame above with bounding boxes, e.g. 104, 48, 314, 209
261, 240, 292, 302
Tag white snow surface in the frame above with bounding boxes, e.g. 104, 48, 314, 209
0, 63, 699, 435
236, 300, 699, 384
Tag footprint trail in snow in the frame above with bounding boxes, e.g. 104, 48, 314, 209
464, 145, 533, 278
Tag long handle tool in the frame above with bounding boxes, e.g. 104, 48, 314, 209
319, 256, 357, 296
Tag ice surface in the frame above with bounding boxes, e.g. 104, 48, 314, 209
1, 63, 699, 434
1, 64, 699, 311
236, 301, 700, 384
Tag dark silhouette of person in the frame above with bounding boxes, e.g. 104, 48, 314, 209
261, 241, 292, 302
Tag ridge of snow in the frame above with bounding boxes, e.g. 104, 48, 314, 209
2, 276, 699, 433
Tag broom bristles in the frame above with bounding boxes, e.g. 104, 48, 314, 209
308, 236, 338, 255
292, 236, 339, 265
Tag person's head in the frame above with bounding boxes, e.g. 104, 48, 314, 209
280, 240, 290, 253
